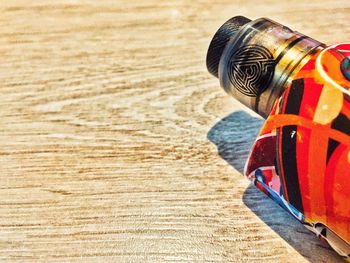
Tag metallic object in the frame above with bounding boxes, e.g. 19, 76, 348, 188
207, 16, 324, 118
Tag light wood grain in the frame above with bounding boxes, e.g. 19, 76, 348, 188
1, 1, 349, 262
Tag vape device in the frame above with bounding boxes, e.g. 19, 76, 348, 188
207, 16, 350, 260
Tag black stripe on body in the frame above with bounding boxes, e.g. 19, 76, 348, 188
327, 113, 350, 162
279, 79, 304, 212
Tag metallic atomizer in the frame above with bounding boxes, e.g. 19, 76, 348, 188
207, 16, 350, 260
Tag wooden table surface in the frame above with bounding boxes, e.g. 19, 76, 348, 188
1, 1, 349, 262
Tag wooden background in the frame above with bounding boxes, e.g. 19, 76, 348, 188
1, 0, 349, 262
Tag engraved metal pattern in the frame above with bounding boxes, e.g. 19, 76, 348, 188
228, 45, 275, 97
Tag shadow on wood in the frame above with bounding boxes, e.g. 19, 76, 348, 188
207, 110, 342, 263
207, 111, 263, 174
